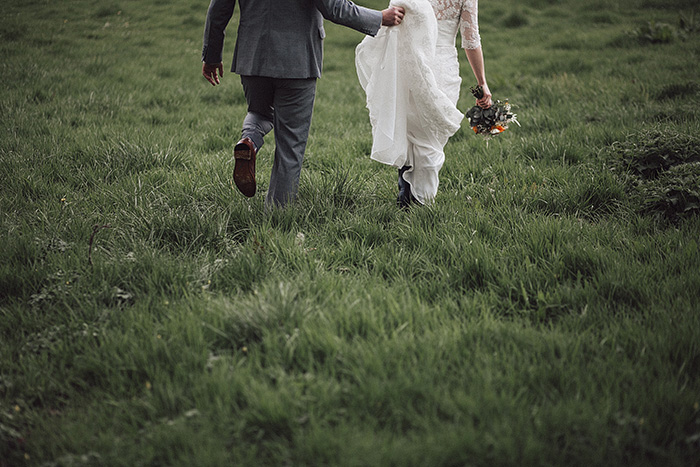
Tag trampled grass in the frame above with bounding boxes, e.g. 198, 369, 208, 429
1, 0, 699, 465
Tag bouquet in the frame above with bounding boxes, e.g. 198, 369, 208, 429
465, 85, 519, 138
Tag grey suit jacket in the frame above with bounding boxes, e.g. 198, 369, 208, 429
202, 0, 382, 79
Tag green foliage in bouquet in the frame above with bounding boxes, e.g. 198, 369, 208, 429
465, 85, 519, 138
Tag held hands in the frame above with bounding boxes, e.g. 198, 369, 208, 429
381, 6, 405, 26
202, 62, 224, 86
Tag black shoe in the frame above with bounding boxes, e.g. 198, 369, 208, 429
397, 165, 412, 209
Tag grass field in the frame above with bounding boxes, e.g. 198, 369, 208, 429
1, 0, 699, 465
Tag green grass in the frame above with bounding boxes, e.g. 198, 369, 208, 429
1, 0, 699, 465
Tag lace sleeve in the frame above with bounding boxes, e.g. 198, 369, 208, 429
459, 0, 481, 50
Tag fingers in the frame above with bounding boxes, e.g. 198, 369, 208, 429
476, 86, 492, 108
202, 67, 216, 86
477, 99, 492, 109
209, 67, 220, 85
394, 6, 405, 24
382, 6, 405, 26
202, 63, 222, 86
203, 72, 217, 86
477, 96, 492, 108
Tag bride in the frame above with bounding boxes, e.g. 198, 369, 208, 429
356, 0, 492, 207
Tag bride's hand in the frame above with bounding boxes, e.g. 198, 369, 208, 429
476, 83, 492, 109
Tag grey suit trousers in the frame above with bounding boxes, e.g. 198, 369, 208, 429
240, 76, 317, 208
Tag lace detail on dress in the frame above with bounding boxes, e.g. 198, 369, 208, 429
429, 0, 481, 49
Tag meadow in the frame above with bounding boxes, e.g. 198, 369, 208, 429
1, 0, 699, 465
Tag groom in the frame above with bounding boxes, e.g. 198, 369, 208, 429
202, 0, 405, 207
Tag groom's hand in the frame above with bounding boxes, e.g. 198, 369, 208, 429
202, 62, 223, 86
382, 6, 405, 26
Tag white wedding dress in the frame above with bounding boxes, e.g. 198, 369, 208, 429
356, 0, 481, 204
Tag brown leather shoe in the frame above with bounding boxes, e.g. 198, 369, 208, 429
233, 137, 256, 197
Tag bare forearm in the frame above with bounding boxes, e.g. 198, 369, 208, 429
464, 46, 487, 86
464, 46, 492, 108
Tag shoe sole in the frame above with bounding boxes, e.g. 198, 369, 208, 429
233, 143, 255, 197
